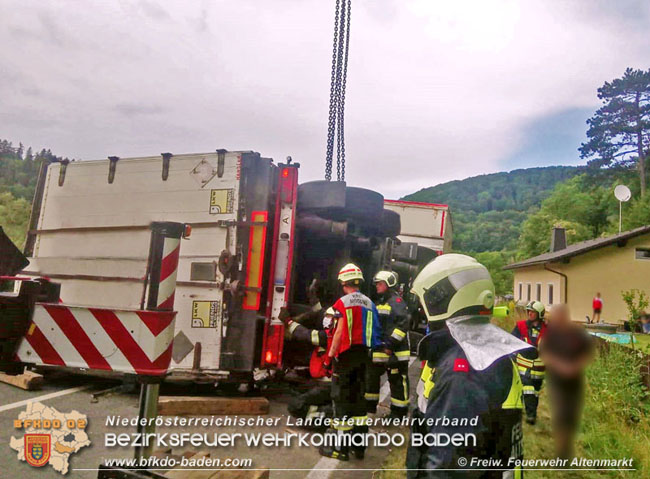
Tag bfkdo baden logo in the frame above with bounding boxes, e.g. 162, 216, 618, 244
25, 434, 51, 467
10, 402, 90, 475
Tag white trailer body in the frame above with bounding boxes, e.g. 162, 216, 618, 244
23, 151, 297, 379
383, 199, 452, 253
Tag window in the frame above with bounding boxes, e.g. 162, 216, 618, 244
548, 283, 554, 305
536, 283, 542, 301
635, 248, 650, 260
527, 283, 531, 302
518, 282, 522, 301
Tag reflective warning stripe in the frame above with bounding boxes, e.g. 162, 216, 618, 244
395, 350, 410, 361
391, 328, 406, 341
352, 415, 368, 426
377, 304, 392, 313
364, 392, 380, 400
417, 363, 435, 412
372, 351, 390, 362
346, 309, 354, 346
391, 397, 409, 407
516, 355, 533, 367
365, 310, 373, 347
311, 330, 320, 346
390, 371, 410, 408
332, 420, 353, 431
502, 361, 524, 410
522, 385, 539, 396
287, 321, 299, 334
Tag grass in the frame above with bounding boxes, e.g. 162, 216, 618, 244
379, 314, 650, 478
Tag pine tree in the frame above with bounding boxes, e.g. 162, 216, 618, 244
580, 68, 650, 196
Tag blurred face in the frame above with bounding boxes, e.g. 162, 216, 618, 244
549, 305, 570, 325
375, 281, 388, 294
527, 310, 539, 321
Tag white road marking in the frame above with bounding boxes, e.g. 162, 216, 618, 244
0, 385, 91, 413
306, 357, 417, 479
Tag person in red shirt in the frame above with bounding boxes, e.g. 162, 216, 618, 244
319, 263, 380, 461
592, 292, 603, 323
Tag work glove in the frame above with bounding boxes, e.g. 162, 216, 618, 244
322, 355, 333, 376
278, 307, 291, 323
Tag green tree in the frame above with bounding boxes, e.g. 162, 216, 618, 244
621, 288, 649, 350
517, 176, 616, 258
0, 192, 31, 249
580, 68, 650, 196
404, 166, 581, 252
0, 139, 63, 201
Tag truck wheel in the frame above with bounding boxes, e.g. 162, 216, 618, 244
344, 187, 384, 220
297, 181, 346, 212
297, 183, 384, 227
379, 209, 401, 237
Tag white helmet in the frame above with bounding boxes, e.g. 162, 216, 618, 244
411, 254, 494, 322
526, 300, 546, 319
373, 270, 398, 288
338, 263, 363, 285
323, 306, 338, 329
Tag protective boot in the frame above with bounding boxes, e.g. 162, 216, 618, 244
350, 423, 368, 459
319, 429, 349, 461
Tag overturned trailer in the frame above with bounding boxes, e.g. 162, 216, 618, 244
15, 150, 436, 382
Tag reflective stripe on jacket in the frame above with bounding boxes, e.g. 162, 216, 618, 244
513, 320, 546, 378
406, 328, 524, 478
373, 290, 410, 362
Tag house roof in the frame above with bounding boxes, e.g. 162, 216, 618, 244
504, 225, 650, 270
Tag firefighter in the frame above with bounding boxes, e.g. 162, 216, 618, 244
366, 270, 411, 418
319, 263, 380, 461
406, 254, 531, 477
283, 307, 338, 423
512, 300, 547, 425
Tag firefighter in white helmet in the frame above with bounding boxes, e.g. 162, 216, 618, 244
511, 300, 547, 424
319, 263, 380, 461
406, 254, 531, 477
366, 270, 411, 418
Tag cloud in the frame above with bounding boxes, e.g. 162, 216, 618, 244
114, 103, 167, 117
0, 0, 648, 200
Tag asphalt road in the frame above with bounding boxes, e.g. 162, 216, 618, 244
0, 360, 420, 479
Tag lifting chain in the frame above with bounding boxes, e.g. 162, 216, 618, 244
324, 0, 351, 182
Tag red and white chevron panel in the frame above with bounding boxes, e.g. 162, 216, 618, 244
16, 303, 176, 376
157, 237, 181, 310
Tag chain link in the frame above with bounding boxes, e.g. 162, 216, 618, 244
339, 0, 351, 181
324, 0, 351, 182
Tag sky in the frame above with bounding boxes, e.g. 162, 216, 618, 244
1, 0, 649, 199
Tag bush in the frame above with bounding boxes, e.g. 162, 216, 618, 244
581, 345, 650, 476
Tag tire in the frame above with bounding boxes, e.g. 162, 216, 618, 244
298, 183, 385, 227
344, 187, 384, 222
379, 209, 401, 237
297, 181, 346, 212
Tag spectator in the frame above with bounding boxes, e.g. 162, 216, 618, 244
540, 304, 594, 459
592, 292, 603, 323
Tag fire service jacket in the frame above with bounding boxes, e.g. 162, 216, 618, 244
406, 327, 524, 479
373, 290, 410, 363
511, 320, 546, 379
286, 318, 332, 379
